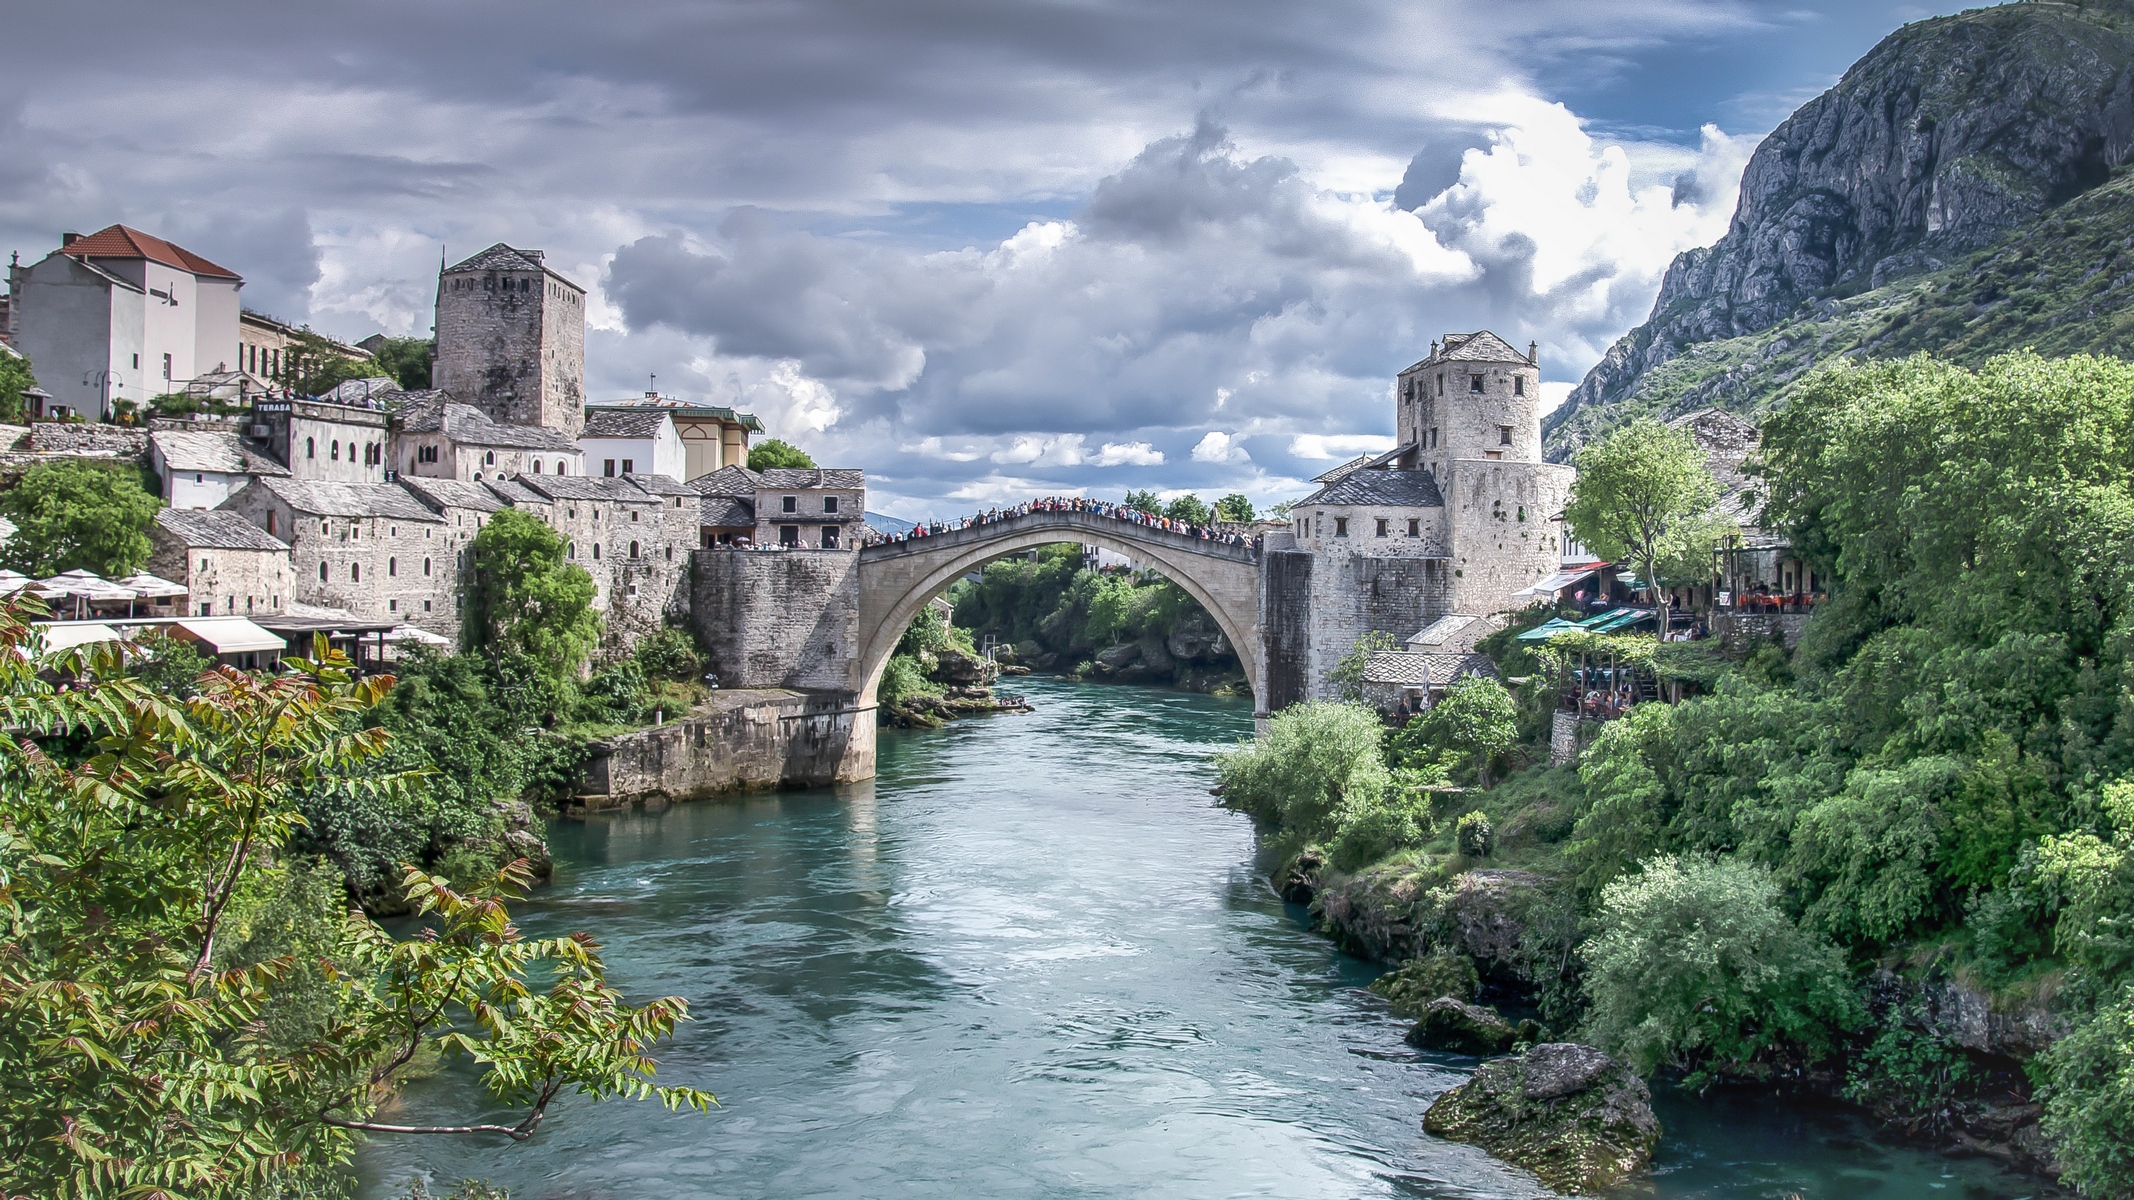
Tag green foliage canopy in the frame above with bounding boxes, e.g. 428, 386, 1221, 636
0, 348, 35, 423
1563, 417, 1722, 634
0, 459, 161, 577
1215, 493, 1255, 523
467, 508, 600, 685
1164, 493, 1212, 524
747, 438, 815, 470
369, 336, 434, 390
1328, 630, 1399, 703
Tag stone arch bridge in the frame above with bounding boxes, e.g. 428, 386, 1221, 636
854, 510, 1265, 709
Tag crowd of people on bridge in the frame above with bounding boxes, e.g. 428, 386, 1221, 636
861, 496, 1261, 551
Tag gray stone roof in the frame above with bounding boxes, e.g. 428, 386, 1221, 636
622, 473, 697, 497
700, 495, 755, 527
396, 392, 580, 451
1405, 330, 1534, 372
445, 243, 545, 274
517, 475, 662, 504
1312, 454, 1373, 484
255, 478, 443, 522
580, 409, 673, 439
151, 430, 289, 477
1362, 651, 1500, 687
689, 465, 763, 497
483, 477, 547, 505
399, 476, 508, 514
155, 507, 290, 552
1299, 467, 1443, 508
757, 467, 865, 490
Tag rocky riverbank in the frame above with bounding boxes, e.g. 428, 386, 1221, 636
1288, 853, 2071, 1183
880, 644, 1034, 728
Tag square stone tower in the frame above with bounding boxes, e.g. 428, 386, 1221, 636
433, 244, 585, 437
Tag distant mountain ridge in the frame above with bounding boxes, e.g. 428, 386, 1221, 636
1546, 0, 2134, 458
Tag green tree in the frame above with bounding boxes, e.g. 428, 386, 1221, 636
1164, 493, 1212, 525
270, 327, 373, 398
1328, 630, 1399, 703
0, 615, 710, 1196
747, 438, 816, 470
1122, 488, 1163, 515
1580, 855, 1862, 1081
1563, 418, 1721, 639
1214, 701, 1388, 850
1215, 493, 1255, 523
1394, 675, 1519, 786
132, 629, 213, 698
0, 348, 36, 423
466, 508, 600, 685
369, 335, 434, 390
0, 459, 161, 577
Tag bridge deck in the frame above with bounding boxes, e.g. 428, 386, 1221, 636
859, 509, 1260, 565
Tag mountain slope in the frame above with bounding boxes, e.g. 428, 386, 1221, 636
1547, 0, 2134, 456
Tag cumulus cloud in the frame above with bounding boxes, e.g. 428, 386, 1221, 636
1192, 431, 1251, 464
1093, 441, 1165, 467
1290, 433, 1398, 461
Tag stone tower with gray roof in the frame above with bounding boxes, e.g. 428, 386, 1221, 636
433, 243, 586, 438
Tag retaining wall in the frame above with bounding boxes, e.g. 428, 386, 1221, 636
574, 688, 875, 809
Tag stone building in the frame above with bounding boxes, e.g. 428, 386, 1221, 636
589, 392, 760, 480
148, 508, 294, 618
753, 468, 865, 549
1276, 330, 1574, 699
511, 474, 696, 643
395, 391, 582, 481
690, 464, 762, 546
220, 477, 456, 634
250, 398, 393, 484
580, 408, 685, 480
432, 244, 586, 437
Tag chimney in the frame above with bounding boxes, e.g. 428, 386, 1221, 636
1429, 339, 1439, 357
61, 232, 79, 247
1527, 341, 1538, 365
527, 249, 545, 265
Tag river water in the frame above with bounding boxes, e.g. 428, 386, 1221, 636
360, 676, 2051, 1199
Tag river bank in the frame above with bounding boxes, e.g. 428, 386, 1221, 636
357, 677, 2053, 1199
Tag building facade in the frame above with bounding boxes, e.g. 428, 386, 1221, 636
432, 244, 586, 437
148, 508, 295, 619
580, 408, 686, 480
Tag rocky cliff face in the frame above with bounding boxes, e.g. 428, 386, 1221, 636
1548, 0, 2134, 457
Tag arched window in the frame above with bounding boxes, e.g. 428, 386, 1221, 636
306, 437, 315, 459
388, 557, 397, 577
331, 441, 340, 461
318, 562, 327, 582
485, 450, 495, 465
593, 544, 601, 560
629, 541, 639, 559
556, 461, 566, 475
351, 563, 360, 582
533, 460, 542, 474
423, 557, 431, 576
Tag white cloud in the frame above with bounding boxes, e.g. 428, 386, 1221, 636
1191, 430, 1251, 463
1288, 433, 1397, 461
1093, 441, 1165, 466
990, 434, 1088, 466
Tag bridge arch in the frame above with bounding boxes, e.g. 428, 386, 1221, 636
855, 512, 1263, 712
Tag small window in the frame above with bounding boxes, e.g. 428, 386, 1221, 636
424, 600, 432, 611
306, 437, 315, 459
1469, 374, 1485, 393
556, 461, 567, 475
331, 441, 340, 461
161, 352, 172, 379
423, 557, 431, 576
1436, 373, 1444, 397
1407, 518, 1420, 537
320, 521, 330, 535
1375, 518, 1388, 537
824, 496, 839, 514
821, 526, 839, 549
533, 460, 542, 473
782, 495, 798, 513
1513, 375, 1525, 396
779, 525, 800, 547
1334, 517, 1349, 538
665, 545, 673, 561
199, 557, 208, 570
194, 472, 203, 484
631, 510, 640, 522
593, 544, 601, 560
604, 459, 616, 477
266, 511, 276, 535
1499, 425, 1513, 446
622, 459, 634, 474
388, 598, 398, 612
388, 557, 397, 577
485, 450, 495, 466
629, 540, 640, 559
318, 562, 327, 582
351, 563, 360, 582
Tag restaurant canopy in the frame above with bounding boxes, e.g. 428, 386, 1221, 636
170, 617, 288, 655
1512, 562, 1610, 602
36, 621, 124, 652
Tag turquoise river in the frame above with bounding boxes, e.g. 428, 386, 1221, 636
359, 675, 2055, 1199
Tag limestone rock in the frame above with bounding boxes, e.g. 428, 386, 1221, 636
931, 646, 994, 685
1369, 951, 1479, 1014
1405, 998, 1517, 1056
1548, 1, 2134, 456
1423, 1043, 1660, 1195
1094, 643, 1141, 671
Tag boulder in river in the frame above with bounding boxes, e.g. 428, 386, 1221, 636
1369, 951, 1479, 1014
1405, 997, 1517, 1055
1422, 1042, 1660, 1194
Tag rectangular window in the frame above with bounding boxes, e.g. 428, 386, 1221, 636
1334, 517, 1349, 538
1407, 518, 1420, 537
603, 459, 616, 477
779, 525, 800, 546
162, 352, 172, 379
1513, 375, 1525, 396
824, 496, 839, 513
1375, 518, 1388, 537
1470, 374, 1485, 393
1499, 425, 1513, 445
621, 459, 634, 474
821, 526, 840, 549
782, 495, 798, 513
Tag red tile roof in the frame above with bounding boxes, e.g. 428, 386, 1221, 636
57, 224, 241, 281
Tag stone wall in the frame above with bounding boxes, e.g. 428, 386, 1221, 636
1259, 545, 1314, 713
692, 547, 860, 691
220, 483, 460, 633
434, 265, 583, 436
146, 528, 293, 618
1712, 611, 1811, 651
1304, 552, 1453, 700
1444, 457, 1574, 616
26, 422, 147, 459
573, 689, 875, 808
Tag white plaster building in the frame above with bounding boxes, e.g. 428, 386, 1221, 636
580, 408, 685, 481
5, 226, 243, 418
149, 429, 290, 509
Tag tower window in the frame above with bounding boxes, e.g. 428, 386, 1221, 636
1514, 375, 1525, 396
351, 563, 360, 582
319, 563, 327, 582
485, 450, 496, 466
824, 496, 839, 514
331, 441, 340, 461
306, 437, 315, 459
423, 557, 431, 576
604, 459, 616, 477
1436, 374, 1444, 396
1407, 518, 1420, 537
782, 495, 798, 513
629, 541, 640, 559
388, 557, 397, 577
1500, 425, 1513, 445
1470, 374, 1485, 393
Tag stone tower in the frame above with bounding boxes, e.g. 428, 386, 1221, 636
433, 244, 585, 437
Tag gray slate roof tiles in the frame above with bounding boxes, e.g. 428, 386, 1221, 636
256, 478, 443, 522
757, 467, 865, 490
1299, 467, 1444, 508
580, 409, 673, 439
155, 508, 290, 552
699, 496, 755, 527
688, 465, 763, 497
151, 430, 289, 476
396, 392, 580, 451
399, 477, 508, 513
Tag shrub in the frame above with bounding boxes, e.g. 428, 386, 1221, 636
2038, 983, 2134, 1198
131, 630, 212, 698
1328, 786, 1434, 870
1214, 701, 1387, 845
1455, 810, 1495, 858
634, 626, 704, 682
1327, 631, 1400, 703
1397, 676, 1519, 785
1369, 951, 1479, 1014
878, 653, 938, 707
1580, 855, 1862, 1080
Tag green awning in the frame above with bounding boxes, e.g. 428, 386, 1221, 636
1517, 617, 1587, 642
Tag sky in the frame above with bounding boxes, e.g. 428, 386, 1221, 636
1, 0, 1971, 519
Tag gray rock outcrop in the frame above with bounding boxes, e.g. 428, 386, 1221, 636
1549, 0, 2134, 455
1405, 997, 1518, 1056
1423, 1042, 1661, 1194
